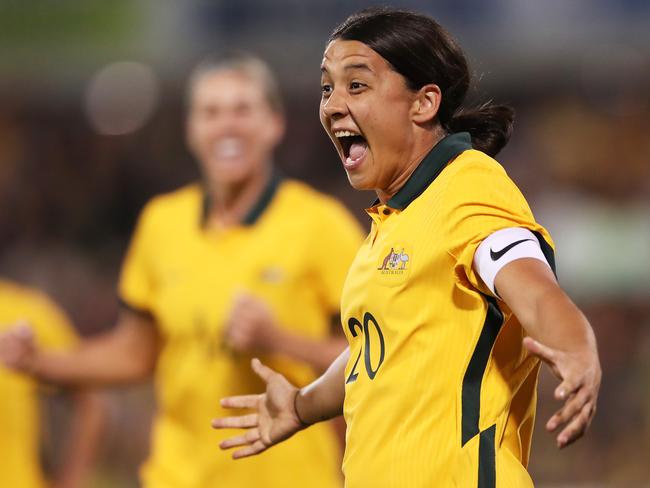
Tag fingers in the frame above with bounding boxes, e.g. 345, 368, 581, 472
522, 336, 557, 364
556, 401, 594, 448
0, 324, 36, 370
14, 321, 34, 338
224, 297, 275, 353
220, 394, 260, 410
553, 377, 581, 401
528, 336, 601, 449
546, 378, 597, 449
546, 387, 589, 432
232, 439, 267, 459
219, 428, 260, 449
217, 430, 268, 459
211, 413, 258, 430
251, 358, 274, 383
225, 327, 254, 352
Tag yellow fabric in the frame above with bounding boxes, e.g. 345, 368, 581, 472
119, 179, 363, 488
0, 280, 78, 488
341, 146, 554, 488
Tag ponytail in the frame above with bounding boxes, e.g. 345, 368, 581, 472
445, 103, 515, 157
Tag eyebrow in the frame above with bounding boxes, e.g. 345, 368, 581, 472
320, 63, 374, 74
344, 63, 373, 73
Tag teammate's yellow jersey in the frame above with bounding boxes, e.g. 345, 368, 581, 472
119, 174, 363, 487
340, 133, 555, 488
0, 279, 78, 488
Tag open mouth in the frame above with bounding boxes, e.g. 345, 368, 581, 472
213, 137, 245, 160
335, 130, 368, 166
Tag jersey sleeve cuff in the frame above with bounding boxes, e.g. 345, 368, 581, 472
118, 296, 154, 319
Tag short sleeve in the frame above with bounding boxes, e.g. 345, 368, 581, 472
441, 159, 554, 295
26, 292, 78, 352
309, 199, 365, 313
118, 200, 160, 313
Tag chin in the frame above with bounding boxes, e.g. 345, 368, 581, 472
346, 171, 374, 191
204, 160, 252, 184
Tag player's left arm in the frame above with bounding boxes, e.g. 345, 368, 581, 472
51, 389, 106, 488
494, 258, 601, 449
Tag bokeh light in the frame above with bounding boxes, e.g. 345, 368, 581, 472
84, 61, 159, 136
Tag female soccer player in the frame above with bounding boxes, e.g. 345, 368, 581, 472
0, 54, 363, 487
213, 8, 601, 487
0, 279, 104, 488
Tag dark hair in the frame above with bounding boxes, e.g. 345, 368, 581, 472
329, 7, 514, 156
187, 51, 284, 114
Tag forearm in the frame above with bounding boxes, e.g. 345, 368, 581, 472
497, 259, 597, 355
521, 287, 597, 354
33, 313, 158, 387
33, 336, 151, 386
295, 347, 348, 425
271, 330, 347, 373
54, 390, 106, 488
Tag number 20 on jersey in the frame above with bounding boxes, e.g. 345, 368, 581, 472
346, 312, 386, 384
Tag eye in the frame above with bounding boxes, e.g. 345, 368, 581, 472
234, 103, 252, 116
321, 84, 332, 97
200, 106, 218, 119
350, 81, 366, 92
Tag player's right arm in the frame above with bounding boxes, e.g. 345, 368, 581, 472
0, 309, 159, 386
212, 347, 348, 459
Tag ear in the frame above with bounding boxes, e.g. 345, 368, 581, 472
270, 112, 286, 145
185, 112, 198, 155
261, 111, 286, 148
411, 84, 442, 124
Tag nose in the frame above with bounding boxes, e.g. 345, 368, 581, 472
321, 88, 348, 120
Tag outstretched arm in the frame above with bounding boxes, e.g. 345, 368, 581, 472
0, 309, 159, 387
212, 348, 349, 458
495, 258, 601, 448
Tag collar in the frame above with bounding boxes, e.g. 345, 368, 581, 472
201, 168, 283, 227
382, 132, 472, 210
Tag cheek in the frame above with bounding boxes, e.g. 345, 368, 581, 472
318, 106, 328, 130
187, 124, 207, 152
250, 119, 279, 151
191, 116, 217, 137
375, 108, 410, 146
318, 112, 338, 146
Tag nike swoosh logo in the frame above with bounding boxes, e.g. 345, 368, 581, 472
490, 239, 534, 261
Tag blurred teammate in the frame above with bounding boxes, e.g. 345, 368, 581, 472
0, 53, 363, 487
213, 8, 601, 487
0, 279, 103, 488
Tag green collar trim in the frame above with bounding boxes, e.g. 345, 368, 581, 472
243, 169, 282, 225
386, 132, 472, 210
201, 169, 283, 227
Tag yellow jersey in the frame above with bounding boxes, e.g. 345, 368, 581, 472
341, 133, 555, 488
119, 174, 363, 487
0, 279, 78, 488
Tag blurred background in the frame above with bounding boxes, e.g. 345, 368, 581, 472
0, 0, 648, 486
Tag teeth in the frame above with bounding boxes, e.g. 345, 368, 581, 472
334, 130, 359, 138
214, 138, 244, 159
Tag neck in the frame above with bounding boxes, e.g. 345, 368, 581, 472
377, 125, 447, 204
205, 163, 271, 228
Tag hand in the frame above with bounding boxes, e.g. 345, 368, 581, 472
224, 293, 283, 354
523, 336, 601, 449
211, 358, 306, 459
0, 322, 38, 373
